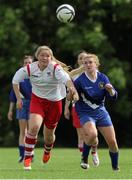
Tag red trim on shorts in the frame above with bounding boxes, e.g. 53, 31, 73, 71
71, 106, 81, 128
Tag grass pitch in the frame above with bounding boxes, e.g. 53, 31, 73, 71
0, 148, 132, 179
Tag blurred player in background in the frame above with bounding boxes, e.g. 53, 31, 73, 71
64, 51, 99, 169
12, 45, 79, 170
7, 55, 33, 163
73, 53, 119, 170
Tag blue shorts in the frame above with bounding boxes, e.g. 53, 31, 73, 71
76, 106, 112, 127
16, 99, 30, 120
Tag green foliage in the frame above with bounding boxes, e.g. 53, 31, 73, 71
83, 24, 107, 48
0, 6, 30, 77
0, 0, 132, 146
107, 67, 126, 89
115, 95, 132, 118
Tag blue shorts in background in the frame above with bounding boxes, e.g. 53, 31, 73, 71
16, 99, 30, 120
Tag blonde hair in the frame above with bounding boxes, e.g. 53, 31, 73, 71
84, 53, 100, 67
35, 45, 53, 59
70, 53, 100, 77
70, 51, 88, 77
70, 65, 84, 77
54, 58, 71, 72
74, 51, 87, 68
77, 51, 87, 61
35, 45, 70, 72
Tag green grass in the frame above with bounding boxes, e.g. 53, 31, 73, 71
0, 148, 132, 179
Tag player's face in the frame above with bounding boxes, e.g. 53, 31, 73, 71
23, 58, 32, 67
82, 57, 97, 73
77, 53, 87, 66
37, 50, 52, 68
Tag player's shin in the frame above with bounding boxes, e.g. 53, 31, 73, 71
81, 143, 91, 169
24, 133, 37, 170
109, 151, 119, 170
43, 143, 54, 163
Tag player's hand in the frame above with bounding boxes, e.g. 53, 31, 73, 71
64, 108, 70, 120
104, 83, 115, 96
7, 111, 13, 121
67, 87, 79, 102
16, 99, 23, 109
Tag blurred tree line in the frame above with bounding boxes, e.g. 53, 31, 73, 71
0, 0, 132, 147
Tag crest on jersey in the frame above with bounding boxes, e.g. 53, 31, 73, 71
98, 82, 105, 89
47, 72, 52, 76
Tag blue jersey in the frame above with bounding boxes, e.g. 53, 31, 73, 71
9, 79, 32, 103
74, 72, 117, 126
9, 88, 17, 103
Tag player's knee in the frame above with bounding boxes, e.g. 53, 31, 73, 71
85, 131, 97, 139
29, 125, 39, 135
85, 132, 97, 145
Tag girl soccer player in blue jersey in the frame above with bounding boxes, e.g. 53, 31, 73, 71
64, 51, 99, 168
73, 53, 119, 170
7, 55, 33, 162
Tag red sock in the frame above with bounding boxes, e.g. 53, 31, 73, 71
44, 143, 54, 154
25, 133, 37, 159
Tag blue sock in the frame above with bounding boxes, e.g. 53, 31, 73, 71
109, 151, 119, 169
82, 143, 91, 163
19, 145, 25, 158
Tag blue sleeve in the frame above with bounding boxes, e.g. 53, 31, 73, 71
103, 74, 110, 84
74, 78, 82, 95
9, 88, 17, 103
19, 79, 32, 99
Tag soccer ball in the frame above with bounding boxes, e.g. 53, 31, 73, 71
56, 4, 75, 23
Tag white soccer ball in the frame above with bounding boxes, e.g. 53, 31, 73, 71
56, 4, 75, 23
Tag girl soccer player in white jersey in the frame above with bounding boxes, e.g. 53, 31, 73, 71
73, 53, 119, 170
12, 45, 79, 170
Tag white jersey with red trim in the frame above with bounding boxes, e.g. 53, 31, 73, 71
12, 61, 70, 101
